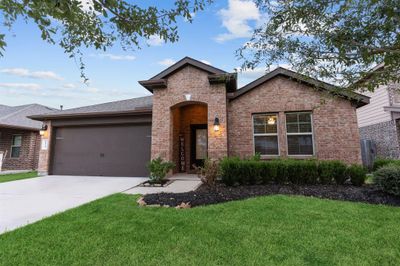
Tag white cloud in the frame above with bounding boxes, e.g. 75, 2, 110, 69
158, 58, 176, 67
215, 0, 261, 42
200, 60, 211, 65
0, 82, 41, 90
0, 68, 64, 81
147, 35, 164, 46
86, 87, 99, 93
63, 83, 77, 89
91, 53, 136, 61
237, 64, 292, 85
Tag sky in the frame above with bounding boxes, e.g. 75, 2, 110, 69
0, 0, 274, 109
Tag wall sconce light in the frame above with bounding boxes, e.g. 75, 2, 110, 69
39, 124, 48, 136
213, 117, 220, 132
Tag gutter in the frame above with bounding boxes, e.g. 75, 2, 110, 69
29, 108, 153, 121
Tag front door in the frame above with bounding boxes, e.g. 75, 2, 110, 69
191, 124, 208, 168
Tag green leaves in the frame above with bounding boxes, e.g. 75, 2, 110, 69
240, 0, 400, 92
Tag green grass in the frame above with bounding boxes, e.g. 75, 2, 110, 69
1, 194, 399, 265
0, 171, 38, 183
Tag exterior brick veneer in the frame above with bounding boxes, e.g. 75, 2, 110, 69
360, 120, 400, 159
151, 65, 228, 163
0, 128, 40, 170
37, 121, 52, 175
228, 76, 362, 164
36, 61, 365, 176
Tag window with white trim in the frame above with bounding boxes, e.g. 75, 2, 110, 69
253, 114, 279, 155
11, 135, 22, 158
286, 112, 314, 155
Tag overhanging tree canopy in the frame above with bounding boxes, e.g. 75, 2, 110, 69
238, 0, 400, 91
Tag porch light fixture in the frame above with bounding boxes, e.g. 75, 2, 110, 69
39, 124, 48, 136
267, 116, 276, 125
213, 117, 220, 132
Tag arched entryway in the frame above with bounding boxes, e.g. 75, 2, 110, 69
171, 102, 208, 173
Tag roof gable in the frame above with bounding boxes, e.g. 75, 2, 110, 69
150, 57, 226, 80
231, 67, 370, 108
139, 56, 237, 93
0, 104, 55, 130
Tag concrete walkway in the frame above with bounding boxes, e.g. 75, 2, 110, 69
124, 174, 202, 195
0, 175, 146, 233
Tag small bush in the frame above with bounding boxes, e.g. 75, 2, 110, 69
220, 157, 240, 186
147, 157, 175, 183
286, 159, 318, 185
374, 164, 400, 196
259, 161, 277, 184
195, 159, 220, 187
331, 161, 348, 185
347, 165, 367, 186
373, 158, 400, 171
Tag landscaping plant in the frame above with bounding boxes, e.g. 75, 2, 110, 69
374, 164, 400, 196
195, 159, 220, 187
147, 157, 175, 184
347, 165, 367, 186
373, 158, 400, 171
220, 158, 365, 187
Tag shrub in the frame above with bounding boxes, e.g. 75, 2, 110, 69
147, 157, 175, 183
374, 164, 400, 196
220, 157, 240, 186
373, 158, 400, 171
259, 161, 277, 184
318, 161, 334, 184
347, 165, 367, 186
195, 159, 220, 187
317, 160, 347, 185
286, 159, 318, 185
331, 161, 348, 185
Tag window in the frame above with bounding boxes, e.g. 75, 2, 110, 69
253, 114, 279, 155
11, 135, 22, 158
286, 112, 314, 155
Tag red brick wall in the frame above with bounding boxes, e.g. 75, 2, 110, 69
151, 65, 228, 163
0, 128, 41, 170
37, 121, 52, 174
228, 76, 362, 164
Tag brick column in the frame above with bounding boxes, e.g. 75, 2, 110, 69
37, 121, 52, 175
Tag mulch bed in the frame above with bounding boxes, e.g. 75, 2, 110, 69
142, 184, 400, 208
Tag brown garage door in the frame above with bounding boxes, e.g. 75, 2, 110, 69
51, 124, 151, 177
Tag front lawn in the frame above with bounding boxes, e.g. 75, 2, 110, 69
0, 171, 38, 183
1, 194, 399, 265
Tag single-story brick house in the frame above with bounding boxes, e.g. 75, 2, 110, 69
31, 57, 369, 177
0, 104, 55, 172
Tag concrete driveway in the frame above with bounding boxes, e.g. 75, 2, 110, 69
0, 175, 146, 233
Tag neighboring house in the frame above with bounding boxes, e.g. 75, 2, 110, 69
0, 104, 55, 171
357, 68, 400, 159
31, 57, 369, 177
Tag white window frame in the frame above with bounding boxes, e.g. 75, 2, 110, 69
252, 113, 280, 156
10, 134, 22, 158
285, 112, 315, 156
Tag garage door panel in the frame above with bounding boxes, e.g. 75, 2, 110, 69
51, 124, 151, 177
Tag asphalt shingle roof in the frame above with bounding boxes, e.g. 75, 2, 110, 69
31, 96, 153, 120
0, 104, 56, 130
